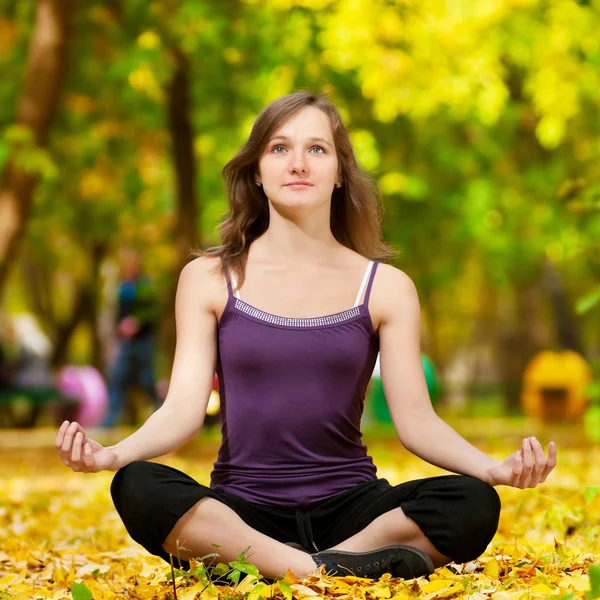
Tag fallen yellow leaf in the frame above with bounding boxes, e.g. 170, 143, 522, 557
483, 559, 500, 578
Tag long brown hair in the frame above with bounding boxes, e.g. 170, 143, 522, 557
200, 90, 396, 288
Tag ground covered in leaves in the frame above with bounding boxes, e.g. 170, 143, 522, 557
1, 419, 600, 599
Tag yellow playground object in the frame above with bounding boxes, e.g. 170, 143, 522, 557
522, 350, 592, 422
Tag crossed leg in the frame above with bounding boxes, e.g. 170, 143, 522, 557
163, 497, 448, 579
327, 506, 450, 567
163, 497, 318, 579
113, 464, 499, 580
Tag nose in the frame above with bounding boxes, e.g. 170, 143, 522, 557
288, 149, 308, 174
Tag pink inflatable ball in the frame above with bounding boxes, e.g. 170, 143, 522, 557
76, 366, 108, 427
57, 366, 83, 402
56, 365, 108, 428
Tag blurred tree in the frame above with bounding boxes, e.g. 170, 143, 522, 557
0, 0, 598, 403
0, 0, 73, 296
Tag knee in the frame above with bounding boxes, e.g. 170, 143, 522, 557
110, 461, 154, 513
450, 477, 501, 562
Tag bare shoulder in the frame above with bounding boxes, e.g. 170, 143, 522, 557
370, 263, 420, 329
177, 255, 228, 314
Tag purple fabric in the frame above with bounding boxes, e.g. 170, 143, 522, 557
210, 262, 380, 508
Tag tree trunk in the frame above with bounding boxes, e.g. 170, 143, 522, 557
0, 0, 72, 298
496, 280, 548, 413
86, 241, 108, 370
167, 46, 201, 264
51, 284, 92, 368
542, 259, 584, 353
162, 46, 201, 363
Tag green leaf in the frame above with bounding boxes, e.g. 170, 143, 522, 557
248, 583, 267, 600
191, 562, 208, 583
587, 563, 600, 598
585, 487, 600, 504
576, 286, 600, 315
165, 567, 187, 580
212, 562, 229, 577
229, 560, 260, 577
551, 593, 575, 600
71, 582, 93, 600
277, 580, 293, 600
227, 569, 241, 585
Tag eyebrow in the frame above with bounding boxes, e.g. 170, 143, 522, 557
268, 135, 333, 149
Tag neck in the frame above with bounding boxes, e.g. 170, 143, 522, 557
252, 208, 340, 265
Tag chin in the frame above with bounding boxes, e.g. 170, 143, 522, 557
271, 196, 323, 212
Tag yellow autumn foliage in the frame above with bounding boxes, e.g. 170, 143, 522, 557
1, 425, 600, 599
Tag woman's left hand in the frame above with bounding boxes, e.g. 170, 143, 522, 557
486, 437, 557, 488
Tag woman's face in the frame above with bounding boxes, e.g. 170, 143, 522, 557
257, 106, 340, 212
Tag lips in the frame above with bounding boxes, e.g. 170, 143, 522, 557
285, 182, 312, 187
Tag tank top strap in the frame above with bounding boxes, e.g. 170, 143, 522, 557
224, 270, 233, 296
227, 272, 241, 300
220, 258, 237, 298
363, 260, 379, 305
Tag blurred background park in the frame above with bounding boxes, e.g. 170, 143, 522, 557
0, 0, 599, 435
2, 1, 600, 596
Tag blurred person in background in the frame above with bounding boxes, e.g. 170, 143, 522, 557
101, 248, 162, 427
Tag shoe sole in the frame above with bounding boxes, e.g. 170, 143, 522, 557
317, 544, 435, 579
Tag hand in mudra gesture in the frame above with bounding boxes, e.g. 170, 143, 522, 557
55, 421, 119, 473
486, 437, 557, 488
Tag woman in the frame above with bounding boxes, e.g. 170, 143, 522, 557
55, 91, 557, 581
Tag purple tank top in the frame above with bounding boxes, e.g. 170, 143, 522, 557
210, 261, 380, 508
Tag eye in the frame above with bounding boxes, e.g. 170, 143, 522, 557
310, 146, 326, 154
272, 145, 286, 153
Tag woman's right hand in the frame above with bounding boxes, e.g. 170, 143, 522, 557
55, 421, 120, 473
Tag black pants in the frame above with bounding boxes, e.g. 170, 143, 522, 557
111, 461, 501, 568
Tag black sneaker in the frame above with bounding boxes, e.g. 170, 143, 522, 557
314, 545, 434, 579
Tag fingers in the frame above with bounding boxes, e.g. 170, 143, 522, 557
521, 438, 534, 487
56, 421, 93, 472
61, 421, 80, 454
56, 421, 74, 467
55, 420, 70, 450
513, 437, 558, 488
511, 449, 523, 487
539, 441, 557, 483
530, 437, 546, 482
82, 442, 96, 469
71, 432, 83, 465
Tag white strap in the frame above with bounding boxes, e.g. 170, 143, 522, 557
353, 261, 373, 307
230, 270, 241, 299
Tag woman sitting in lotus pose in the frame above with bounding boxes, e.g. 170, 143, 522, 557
56, 90, 557, 581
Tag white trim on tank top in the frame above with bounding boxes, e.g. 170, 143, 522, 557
230, 260, 374, 308
353, 260, 374, 307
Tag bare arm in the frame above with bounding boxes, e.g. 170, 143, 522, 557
376, 266, 503, 482
376, 266, 557, 488
56, 256, 221, 472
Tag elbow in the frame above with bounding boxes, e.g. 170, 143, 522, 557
157, 402, 206, 441
394, 409, 439, 447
